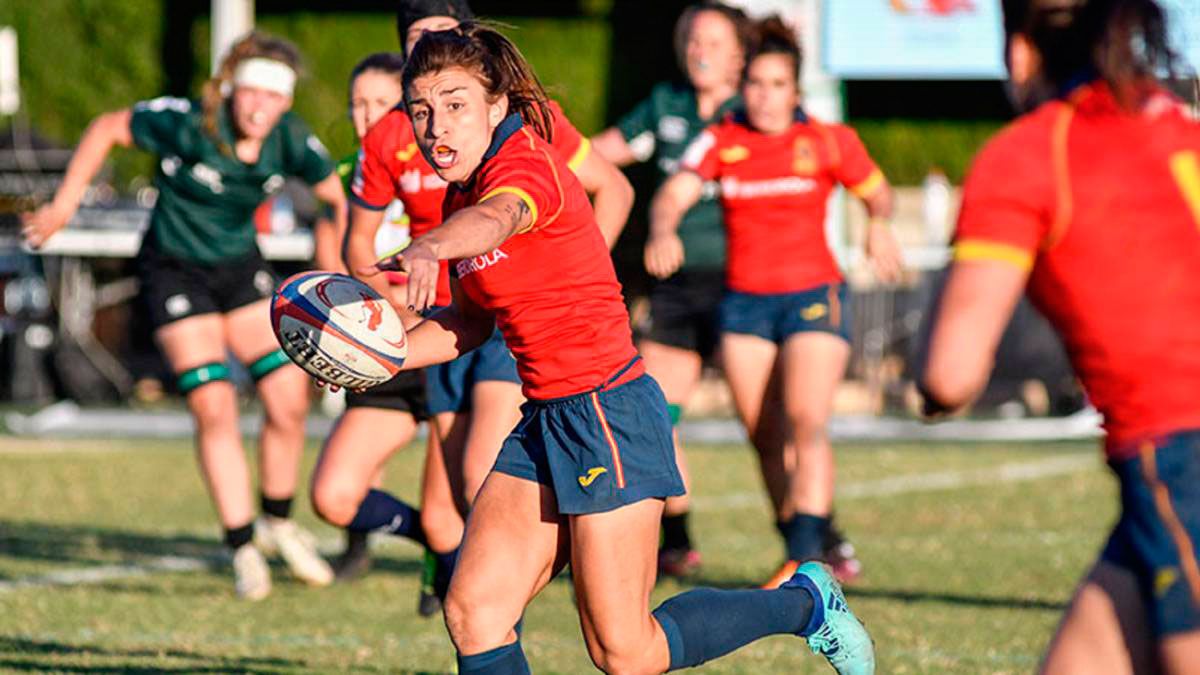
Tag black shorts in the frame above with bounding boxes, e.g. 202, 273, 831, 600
640, 268, 724, 359
136, 240, 276, 331
345, 369, 429, 420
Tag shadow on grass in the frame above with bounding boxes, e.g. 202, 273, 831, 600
0, 635, 300, 674
0, 520, 426, 581
844, 586, 1067, 612
676, 573, 1067, 612
0, 636, 448, 674
0, 520, 220, 572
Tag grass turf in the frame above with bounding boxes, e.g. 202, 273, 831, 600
0, 435, 1113, 673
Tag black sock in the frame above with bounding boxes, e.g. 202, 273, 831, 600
661, 513, 692, 551
260, 494, 293, 519
224, 522, 255, 550
345, 529, 369, 556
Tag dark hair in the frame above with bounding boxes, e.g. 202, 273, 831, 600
402, 22, 554, 142
745, 15, 802, 83
348, 51, 407, 99
673, 2, 754, 75
396, 0, 474, 52
201, 31, 304, 154
1003, 0, 1176, 105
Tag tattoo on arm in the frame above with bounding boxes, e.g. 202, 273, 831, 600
502, 199, 532, 230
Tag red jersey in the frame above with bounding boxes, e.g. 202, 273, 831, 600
954, 83, 1200, 458
443, 114, 640, 400
681, 110, 884, 294
352, 101, 590, 305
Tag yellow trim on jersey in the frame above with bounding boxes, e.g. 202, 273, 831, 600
567, 137, 591, 173
481, 186, 539, 233
953, 239, 1034, 271
848, 169, 885, 198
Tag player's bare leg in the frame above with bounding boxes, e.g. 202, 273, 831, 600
460, 380, 524, 505
640, 339, 703, 577
444, 472, 569, 666
158, 312, 270, 598
1040, 562, 1154, 674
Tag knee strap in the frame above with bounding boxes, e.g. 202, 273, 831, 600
667, 403, 683, 426
247, 349, 290, 382
178, 362, 231, 394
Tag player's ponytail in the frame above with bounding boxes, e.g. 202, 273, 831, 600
745, 15, 802, 83
1003, 0, 1176, 108
402, 22, 555, 143
200, 32, 304, 154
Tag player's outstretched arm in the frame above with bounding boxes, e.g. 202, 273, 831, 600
573, 149, 634, 250
920, 259, 1028, 416
369, 192, 531, 312
645, 170, 704, 279
310, 173, 349, 274
401, 279, 495, 371
22, 109, 134, 247
590, 127, 639, 168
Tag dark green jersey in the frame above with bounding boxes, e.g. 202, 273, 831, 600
129, 97, 334, 263
616, 82, 739, 270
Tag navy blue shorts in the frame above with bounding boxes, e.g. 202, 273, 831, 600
1101, 429, 1200, 636
492, 370, 686, 515
719, 283, 851, 345
426, 328, 521, 415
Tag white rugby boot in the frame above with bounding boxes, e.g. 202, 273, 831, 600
232, 544, 272, 601
256, 517, 334, 587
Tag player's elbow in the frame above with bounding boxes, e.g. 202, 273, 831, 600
920, 358, 985, 413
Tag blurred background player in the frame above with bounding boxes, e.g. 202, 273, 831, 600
22, 32, 344, 600
922, 0, 1200, 671
376, 23, 875, 674
591, 0, 748, 579
649, 15, 902, 589
308, 52, 435, 588
346, 0, 634, 612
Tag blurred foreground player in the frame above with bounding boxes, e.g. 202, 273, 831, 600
922, 1, 1200, 672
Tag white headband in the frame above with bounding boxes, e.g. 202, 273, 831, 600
230, 58, 296, 97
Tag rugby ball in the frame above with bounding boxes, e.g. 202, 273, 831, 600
270, 271, 407, 389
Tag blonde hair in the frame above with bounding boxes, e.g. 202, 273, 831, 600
200, 31, 304, 153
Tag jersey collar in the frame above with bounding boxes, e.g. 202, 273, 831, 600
483, 113, 524, 162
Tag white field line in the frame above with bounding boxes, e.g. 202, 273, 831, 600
0, 455, 1096, 593
0, 555, 215, 593
692, 454, 1098, 512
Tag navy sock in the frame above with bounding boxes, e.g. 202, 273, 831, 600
457, 641, 530, 675
653, 586, 814, 670
260, 494, 293, 519
348, 489, 426, 547
432, 547, 458, 600
661, 513, 692, 551
777, 514, 829, 562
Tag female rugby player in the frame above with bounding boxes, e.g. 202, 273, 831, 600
592, 0, 749, 579
23, 32, 340, 599
922, 1, 1200, 672
649, 17, 903, 590
346, 0, 634, 611
369, 23, 875, 674
308, 53, 434, 586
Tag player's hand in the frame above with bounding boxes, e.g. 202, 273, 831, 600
865, 220, 903, 284
362, 239, 440, 312
21, 202, 74, 248
644, 232, 684, 280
